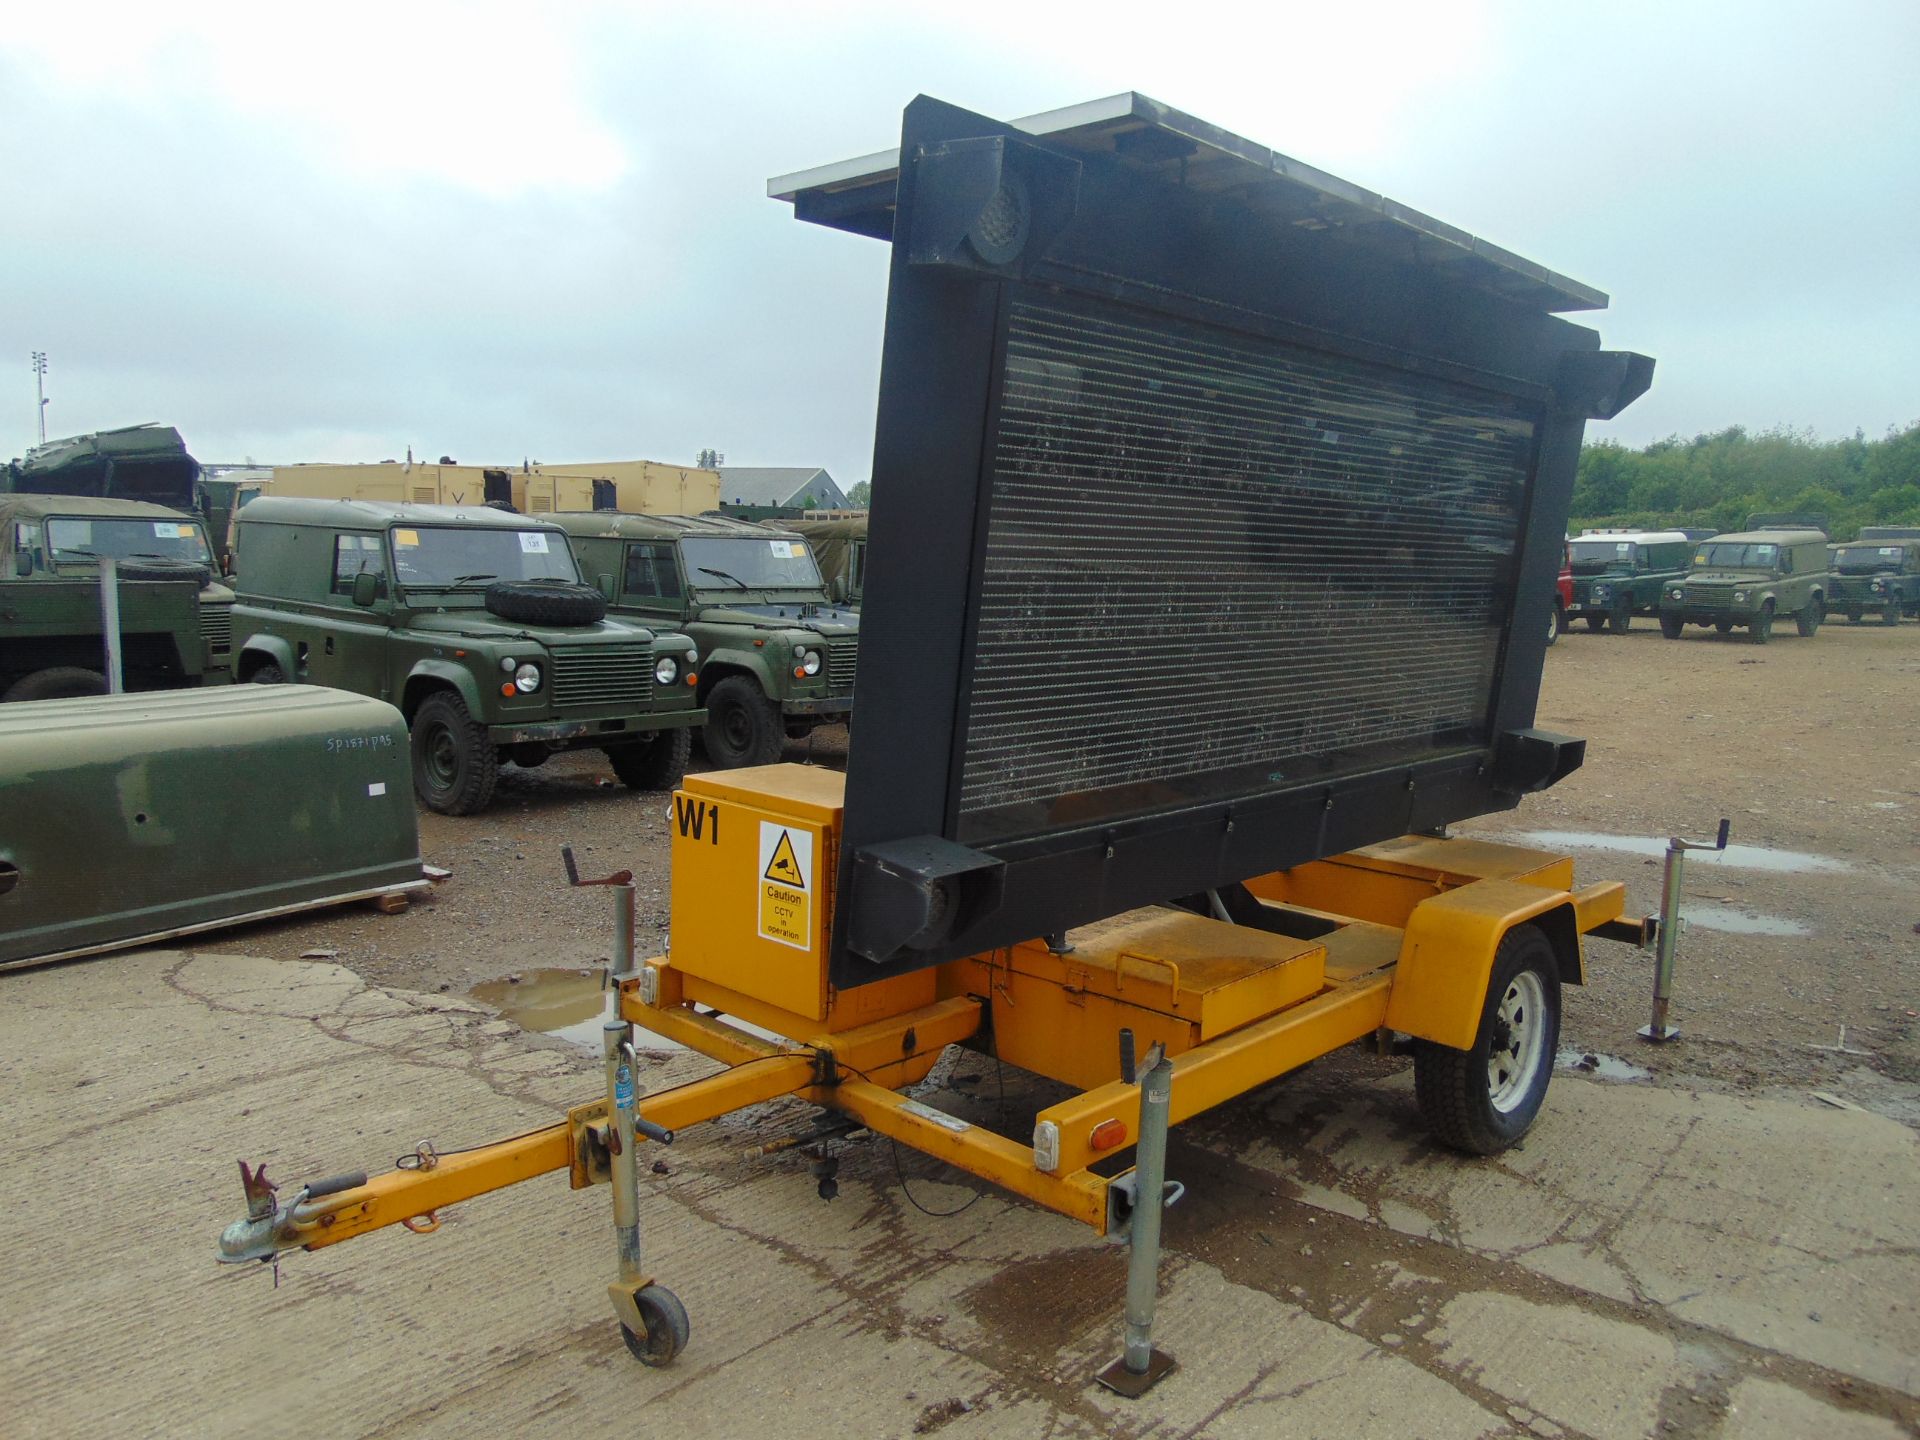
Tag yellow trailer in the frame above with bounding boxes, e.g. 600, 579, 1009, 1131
218, 763, 1648, 1388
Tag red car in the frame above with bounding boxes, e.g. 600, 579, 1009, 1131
1549, 541, 1572, 645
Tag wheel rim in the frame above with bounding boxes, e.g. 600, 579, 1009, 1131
423, 723, 460, 789
1487, 970, 1548, 1113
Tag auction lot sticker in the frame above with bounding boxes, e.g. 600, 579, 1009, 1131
758, 822, 812, 949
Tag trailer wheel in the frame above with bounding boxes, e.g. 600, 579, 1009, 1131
607, 728, 691, 791
620, 1284, 690, 1366
411, 691, 499, 815
1659, 614, 1683, 639
1414, 925, 1560, 1156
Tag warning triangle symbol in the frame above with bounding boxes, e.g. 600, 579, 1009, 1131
764, 830, 805, 888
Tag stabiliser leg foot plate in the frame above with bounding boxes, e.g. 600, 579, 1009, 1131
1094, 1349, 1177, 1397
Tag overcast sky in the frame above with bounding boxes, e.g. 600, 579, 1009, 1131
3, 1, 1916, 484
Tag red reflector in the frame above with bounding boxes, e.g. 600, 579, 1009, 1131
1090, 1118, 1127, 1152
686, 674, 698, 686
454, 649, 466, 657
500, 682, 515, 696
793, 667, 806, 679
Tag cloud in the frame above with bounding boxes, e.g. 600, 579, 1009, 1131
2, 1, 1916, 478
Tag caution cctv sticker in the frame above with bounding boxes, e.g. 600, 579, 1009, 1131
758, 822, 812, 949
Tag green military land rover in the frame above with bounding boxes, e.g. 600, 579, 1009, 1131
1827, 537, 1920, 624
788, 516, 868, 610
1659, 525, 1829, 645
549, 512, 858, 768
1564, 529, 1693, 633
231, 498, 703, 814
0, 494, 233, 700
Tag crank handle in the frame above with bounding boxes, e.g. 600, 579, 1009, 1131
1673, 818, 1730, 853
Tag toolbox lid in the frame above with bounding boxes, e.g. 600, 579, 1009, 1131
683, 763, 846, 825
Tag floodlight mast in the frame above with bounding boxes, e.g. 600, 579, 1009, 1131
30, 351, 48, 444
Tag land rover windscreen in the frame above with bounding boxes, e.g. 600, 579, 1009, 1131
1692, 540, 1777, 570
679, 536, 824, 594
386, 524, 580, 593
42, 514, 214, 570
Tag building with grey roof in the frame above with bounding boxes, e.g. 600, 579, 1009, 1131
715, 466, 849, 510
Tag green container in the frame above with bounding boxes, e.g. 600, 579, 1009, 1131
0, 686, 425, 969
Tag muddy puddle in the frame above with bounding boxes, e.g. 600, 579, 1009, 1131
1555, 1049, 1652, 1082
1678, 903, 1812, 937
469, 967, 684, 1051
1505, 829, 1853, 875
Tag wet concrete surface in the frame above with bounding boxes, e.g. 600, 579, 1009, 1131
4, 949, 1915, 1439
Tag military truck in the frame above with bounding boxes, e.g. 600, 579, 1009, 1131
549, 512, 858, 767
230, 498, 703, 814
1564, 529, 1692, 632
789, 516, 867, 609
1658, 525, 1829, 644
1828, 537, 1920, 623
0, 494, 233, 700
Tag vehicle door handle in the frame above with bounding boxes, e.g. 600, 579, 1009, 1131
325, 636, 335, 656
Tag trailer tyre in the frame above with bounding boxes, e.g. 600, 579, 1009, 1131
1414, 925, 1561, 1156
702, 675, 785, 768
606, 727, 691, 792
410, 691, 499, 815
620, 1284, 690, 1366
3, 666, 109, 702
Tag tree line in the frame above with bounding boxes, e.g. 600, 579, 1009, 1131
1571, 422, 1920, 540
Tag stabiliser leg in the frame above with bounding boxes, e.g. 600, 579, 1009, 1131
1096, 1040, 1181, 1396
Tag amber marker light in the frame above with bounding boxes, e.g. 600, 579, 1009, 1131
1090, 1118, 1128, 1151
686, 674, 698, 686
500, 682, 515, 696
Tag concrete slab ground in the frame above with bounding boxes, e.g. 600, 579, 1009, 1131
2, 950, 1914, 1439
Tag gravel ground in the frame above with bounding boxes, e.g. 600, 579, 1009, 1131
233, 620, 1919, 1120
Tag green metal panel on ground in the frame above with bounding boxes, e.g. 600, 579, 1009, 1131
0, 686, 426, 969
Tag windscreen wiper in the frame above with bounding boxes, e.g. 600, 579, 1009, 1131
698, 567, 749, 591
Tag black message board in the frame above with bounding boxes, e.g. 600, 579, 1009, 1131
781, 95, 1652, 988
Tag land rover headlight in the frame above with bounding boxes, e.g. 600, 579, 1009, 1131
1871, 579, 1886, 592
1592, 584, 1611, 601
514, 662, 542, 693
654, 656, 679, 685
1733, 590, 1747, 602
799, 649, 822, 677
1668, 587, 1684, 601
